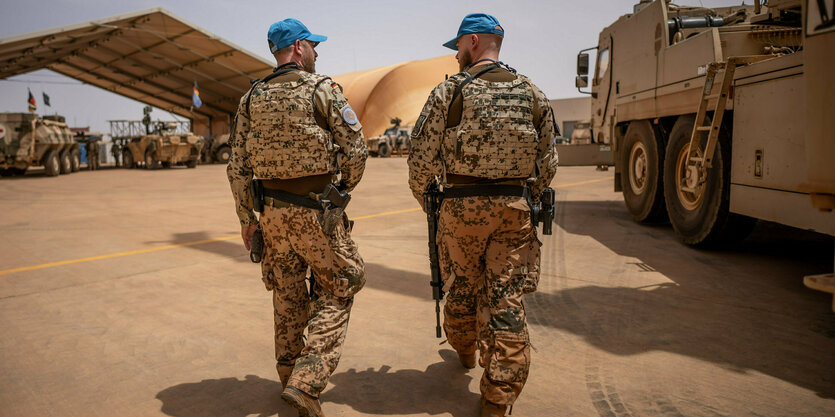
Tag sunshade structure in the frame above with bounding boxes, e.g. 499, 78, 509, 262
0, 7, 273, 136
333, 55, 459, 138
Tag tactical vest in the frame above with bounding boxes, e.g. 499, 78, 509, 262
245, 72, 335, 180
443, 74, 539, 179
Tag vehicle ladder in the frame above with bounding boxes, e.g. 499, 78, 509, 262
684, 56, 772, 191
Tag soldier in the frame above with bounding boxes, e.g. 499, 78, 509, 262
408, 13, 559, 417
110, 142, 122, 168
87, 138, 99, 171
226, 18, 367, 417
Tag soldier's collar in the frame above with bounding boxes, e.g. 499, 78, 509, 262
273, 62, 301, 72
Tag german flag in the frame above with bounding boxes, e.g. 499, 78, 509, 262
192, 81, 202, 109
27, 89, 36, 113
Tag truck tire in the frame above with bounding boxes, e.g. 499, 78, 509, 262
619, 120, 666, 222
215, 145, 232, 164
43, 151, 60, 177
186, 159, 198, 168
145, 150, 161, 170
378, 142, 392, 158
123, 149, 135, 169
663, 114, 756, 247
70, 148, 81, 172
59, 151, 72, 175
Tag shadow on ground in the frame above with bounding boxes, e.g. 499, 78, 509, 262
156, 374, 294, 417
146, 231, 248, 262
363, 200, 835, 400
526, 199, 835, 399
323, 349, 480, 416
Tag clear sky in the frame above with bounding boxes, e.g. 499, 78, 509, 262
0, 0, 741, 134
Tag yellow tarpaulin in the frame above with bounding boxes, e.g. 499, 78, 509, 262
333, 55, 458, 138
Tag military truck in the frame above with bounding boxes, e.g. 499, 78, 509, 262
201, 133, 232, 164
571, 0, 833, 248
0, 113, 81, 177
367, 118, 412, 157
110, 119, 203, 169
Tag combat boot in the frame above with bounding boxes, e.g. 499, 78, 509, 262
480, 398, 508, 417
281, 386, 324, 417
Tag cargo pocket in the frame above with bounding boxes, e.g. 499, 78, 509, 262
522, 235, 542, 294
326, 222, 365, 299
487, 330, 531, 383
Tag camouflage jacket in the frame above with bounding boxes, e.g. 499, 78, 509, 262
407, 65, 559, 201
227, 68, 368, 226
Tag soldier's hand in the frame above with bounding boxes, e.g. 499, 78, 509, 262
241, 224, 258, 251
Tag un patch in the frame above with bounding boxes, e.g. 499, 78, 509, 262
342, 106, 358, 125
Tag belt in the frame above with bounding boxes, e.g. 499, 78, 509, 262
261, 174, 332, 196
443, 184, 529, 199
263, 188, 323, 210
445, 174, 526, 186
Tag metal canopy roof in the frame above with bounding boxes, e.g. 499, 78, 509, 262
0, 8, 274, 120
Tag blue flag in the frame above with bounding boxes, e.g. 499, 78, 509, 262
43, 92, 51, 107
192, 81, 202, 109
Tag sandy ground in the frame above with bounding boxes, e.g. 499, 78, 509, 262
0, 159, 833, 417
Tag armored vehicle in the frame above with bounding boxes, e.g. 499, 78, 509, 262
367, 118, 412, 157
201, 133, 231, 164
110, 120, 203, 169
0, 113, 80, 177
570, 121, 592, 144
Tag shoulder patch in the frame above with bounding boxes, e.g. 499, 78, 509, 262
342, 106, 359, 125
412, 114, 427, 138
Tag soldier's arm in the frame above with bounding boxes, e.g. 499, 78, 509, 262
315, 80, 367, 192
530, 83, 559, 198
226, 94, 258, 227
407, 82, 450, 202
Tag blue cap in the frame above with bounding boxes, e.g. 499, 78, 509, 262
443, 13, 504, 50
267, 18, 327, 53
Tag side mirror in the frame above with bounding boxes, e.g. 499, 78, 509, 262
577, 53, 590, 76
575, 75, 588, 88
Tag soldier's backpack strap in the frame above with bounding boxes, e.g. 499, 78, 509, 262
311, 77, 334, 132
447, 64, 499, 115
245, 62, 302, 118
447, 61, 518, 128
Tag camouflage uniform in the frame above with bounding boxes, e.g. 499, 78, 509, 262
227, 64, 367, 398
408, 63, 558, 405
